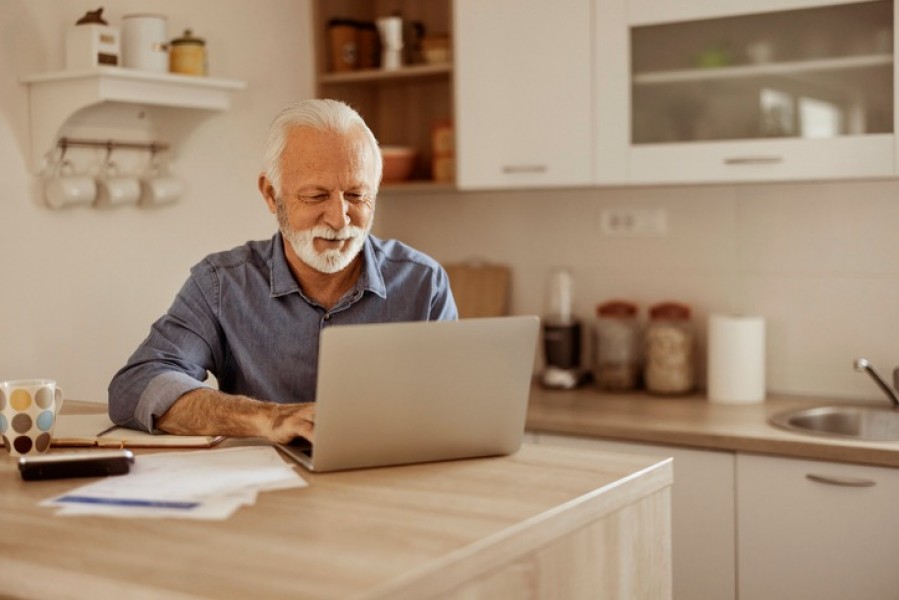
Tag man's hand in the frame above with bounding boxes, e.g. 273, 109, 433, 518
267, 402, 315, 444
157, 388, 315, 443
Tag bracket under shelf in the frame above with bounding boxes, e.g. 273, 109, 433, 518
21, 67, 246, 172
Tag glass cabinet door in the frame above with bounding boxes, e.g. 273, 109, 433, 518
630, 1, 893, 146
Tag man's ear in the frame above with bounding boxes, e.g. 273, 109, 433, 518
258, 174, 277, 214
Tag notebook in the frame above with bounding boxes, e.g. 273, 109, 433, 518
53, 412, 224, 448
278, 315, 540, 472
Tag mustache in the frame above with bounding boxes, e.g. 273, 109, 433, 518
306, 224, 366, 241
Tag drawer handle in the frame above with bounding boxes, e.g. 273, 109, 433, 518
502, 164, 548, 174
723, 156, 783, 165
806, 473, 876, 488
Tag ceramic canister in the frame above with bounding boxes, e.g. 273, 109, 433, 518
122, 14, 169, 72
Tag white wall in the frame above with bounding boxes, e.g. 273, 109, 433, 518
2, 0, 895, 405
377, 179, 899, 401
0, 0, 312, 402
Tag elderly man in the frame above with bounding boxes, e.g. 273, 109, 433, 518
108, 99, 458, 443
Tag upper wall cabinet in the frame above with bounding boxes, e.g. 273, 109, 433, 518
596, 0, 896, 185
454, 0, 594, 190
313, 0, 592, 191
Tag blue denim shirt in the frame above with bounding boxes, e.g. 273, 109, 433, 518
108, 233, 458, 432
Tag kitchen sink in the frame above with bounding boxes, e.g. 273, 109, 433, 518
769, 405, 899, 441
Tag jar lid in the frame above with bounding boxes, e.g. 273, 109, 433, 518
171, 29, 205, 46
649, 301, 691, 320
75, 8, 108, 25
597, 300, 637, 318
123, 13, 168, 20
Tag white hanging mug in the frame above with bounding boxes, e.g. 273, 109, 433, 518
141, 157, 183, 206
44, 159, 97, 209
96, 160, 141, 208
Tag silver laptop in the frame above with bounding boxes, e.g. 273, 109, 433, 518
278, 315, 539, 472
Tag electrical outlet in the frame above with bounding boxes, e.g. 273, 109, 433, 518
599, 208, 667, 237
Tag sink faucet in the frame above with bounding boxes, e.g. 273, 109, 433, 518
853, 358, 899, 408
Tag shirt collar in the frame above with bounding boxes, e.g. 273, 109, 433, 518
270, 232, 387, 300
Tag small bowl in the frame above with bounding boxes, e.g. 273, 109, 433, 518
381, 146, 417, 182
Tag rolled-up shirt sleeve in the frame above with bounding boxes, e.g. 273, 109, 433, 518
108, 263, 223, 432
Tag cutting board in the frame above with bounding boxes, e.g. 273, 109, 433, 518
444, 262, 511, 318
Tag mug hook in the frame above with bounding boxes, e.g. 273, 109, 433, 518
52, 139, 73, 177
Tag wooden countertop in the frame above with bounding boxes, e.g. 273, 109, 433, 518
1, 404, 672, 600
526, 385, 899, 468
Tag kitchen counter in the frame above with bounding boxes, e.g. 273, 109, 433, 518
526, 385, 899, 468
1, 404, 672, 600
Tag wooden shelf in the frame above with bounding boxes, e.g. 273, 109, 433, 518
380, 180, 456, 194
319, 63, 452, 85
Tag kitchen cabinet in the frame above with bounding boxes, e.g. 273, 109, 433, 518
314, 0, 894, 190
21, 67, 246, 172
454, 0, 594, 190
312, 0, 593, 191
736, 453, 899, 600
312, 0, 454, 189
535, 433, 736, 600
534, 432, 899, 600
596, 0, 896, 185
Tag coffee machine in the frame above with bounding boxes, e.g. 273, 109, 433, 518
539, 268, 589, 389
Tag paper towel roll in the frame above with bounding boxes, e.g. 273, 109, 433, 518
707, 314, 766, 404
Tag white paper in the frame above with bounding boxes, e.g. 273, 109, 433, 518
42, 446, 307, 520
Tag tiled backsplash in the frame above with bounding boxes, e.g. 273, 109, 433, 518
377, 179, 899, 401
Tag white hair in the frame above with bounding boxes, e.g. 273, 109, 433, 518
262, 99, 382, 195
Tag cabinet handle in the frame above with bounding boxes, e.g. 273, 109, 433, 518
723, 156, 783, 165
806, 473, 876, 488
502, 164, 548, 174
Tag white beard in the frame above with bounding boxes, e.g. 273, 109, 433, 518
283, 223, 369, 274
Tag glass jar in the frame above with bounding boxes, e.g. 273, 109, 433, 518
169, 29, 207, 76
644, 302, 695, 395
592, 300, 640, 391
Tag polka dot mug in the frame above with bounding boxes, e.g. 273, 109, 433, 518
0, 380, 64, 457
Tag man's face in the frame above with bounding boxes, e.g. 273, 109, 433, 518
263, 126, 377, 274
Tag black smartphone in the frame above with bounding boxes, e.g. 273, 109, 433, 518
18, 449, 135, 481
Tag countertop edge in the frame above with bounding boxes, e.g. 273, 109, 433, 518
525, 387, 899, 469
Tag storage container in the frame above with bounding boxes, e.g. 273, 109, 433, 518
644, 301, 695, 394
592, 300, 640, 391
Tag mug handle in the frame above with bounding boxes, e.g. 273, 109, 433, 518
58, 158, 75, 177
55, 386, 64, 412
